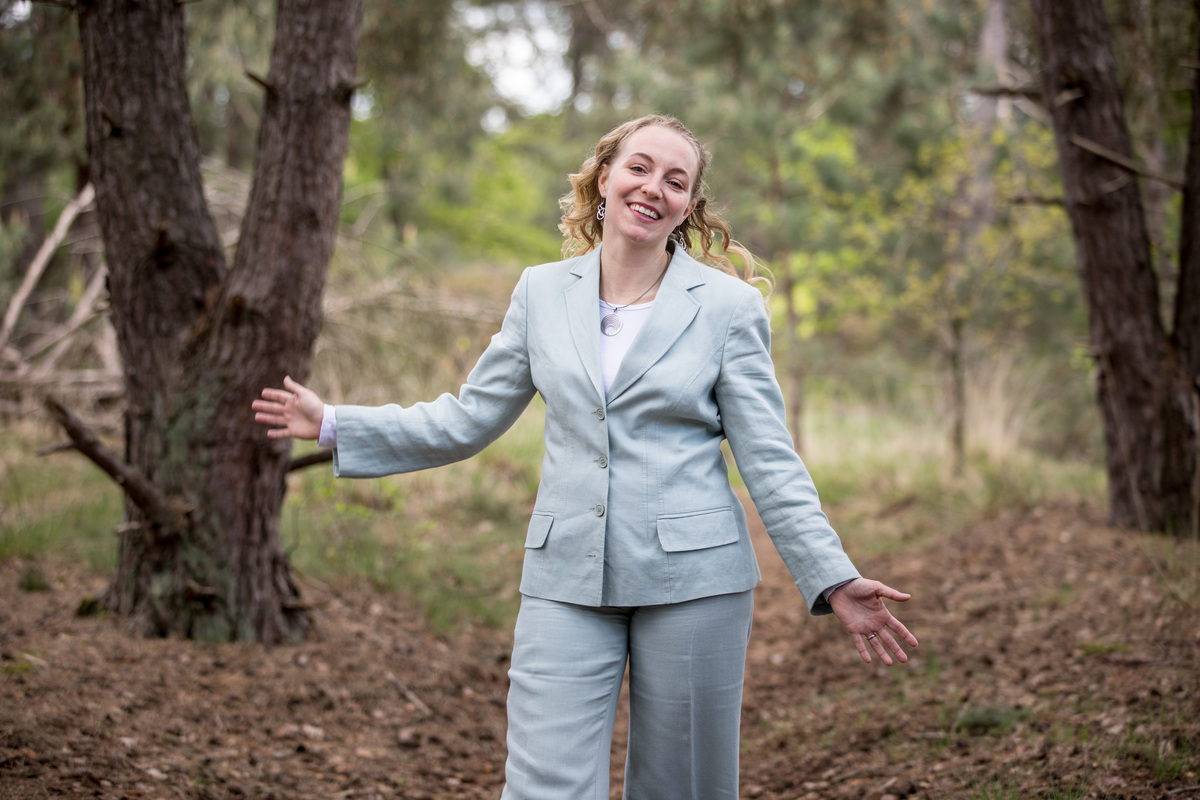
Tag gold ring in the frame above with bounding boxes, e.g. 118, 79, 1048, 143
866, 633, 878, 640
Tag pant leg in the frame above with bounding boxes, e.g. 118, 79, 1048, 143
623, 590, 754, 800
502, 595, 631, 800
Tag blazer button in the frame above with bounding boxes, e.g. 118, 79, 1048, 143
594, 504, 605, 517
594, 407, 605, 420
597, 455, 608, 468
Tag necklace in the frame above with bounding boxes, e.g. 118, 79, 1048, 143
600, 264, 668, 336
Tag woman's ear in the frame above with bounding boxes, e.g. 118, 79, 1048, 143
597, 163, 609, 199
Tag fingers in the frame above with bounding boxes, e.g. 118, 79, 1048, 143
862, 630, 895, 666
874, 582, 912, 603
888, 615, 919, 648
853, 633, 872, 664
283, 375, 307, 395
855, 628, 906, 666
257, 388, 293, 405
252, 380, 301, 438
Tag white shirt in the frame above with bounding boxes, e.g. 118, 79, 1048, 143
599, 299, 654, 395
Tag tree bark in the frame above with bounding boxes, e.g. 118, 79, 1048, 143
77, 0, 362, 641
1170, 22, 1200, 537
1031, 0, 1196, 533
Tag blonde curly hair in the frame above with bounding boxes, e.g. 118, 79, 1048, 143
559, 115, 767, 289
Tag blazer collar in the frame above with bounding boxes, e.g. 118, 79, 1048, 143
564, 242, 707, 404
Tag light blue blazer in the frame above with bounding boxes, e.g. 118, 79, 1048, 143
332, 244, 859, 614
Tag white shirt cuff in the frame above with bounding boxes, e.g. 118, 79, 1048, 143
318, 404, 337, 448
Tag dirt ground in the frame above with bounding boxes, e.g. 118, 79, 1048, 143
2, 499, 1198, 799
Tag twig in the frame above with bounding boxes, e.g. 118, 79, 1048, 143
386, 672, 434, 717
1069, 134, 1185, 191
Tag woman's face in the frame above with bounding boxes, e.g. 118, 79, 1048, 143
598, 125, 700, 251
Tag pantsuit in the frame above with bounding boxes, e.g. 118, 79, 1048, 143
329, 243, 861, 798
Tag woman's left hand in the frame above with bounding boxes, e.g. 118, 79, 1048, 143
828, 577, 918, 665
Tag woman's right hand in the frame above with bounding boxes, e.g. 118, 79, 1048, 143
252, 375, 325, 441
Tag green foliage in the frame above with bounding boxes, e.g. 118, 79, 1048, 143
0, 2, 84, 197
183, 0, 274, 171
887, 123, 1080, 355
415, 117, 573, 265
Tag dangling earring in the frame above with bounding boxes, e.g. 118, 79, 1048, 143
596, 200, 606, 221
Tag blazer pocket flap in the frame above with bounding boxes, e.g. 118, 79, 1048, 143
525, 512, 553, 549
656, 507, 739, 552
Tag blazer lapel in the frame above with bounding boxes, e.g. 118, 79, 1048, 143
565, 248, 605, 400
605, 247, 705, 404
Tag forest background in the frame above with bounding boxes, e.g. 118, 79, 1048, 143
1, 0, 1199, 798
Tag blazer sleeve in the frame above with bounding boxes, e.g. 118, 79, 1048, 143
331, 268, 537, 478
714, 288, 860, 615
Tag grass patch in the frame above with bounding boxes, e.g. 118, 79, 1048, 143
0, 422, 121, 572
798, 397, 1104, 556
952, 705, 1027, 736
971, 772, 1087, 799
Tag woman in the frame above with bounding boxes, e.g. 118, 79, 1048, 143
254, 114, 917, 800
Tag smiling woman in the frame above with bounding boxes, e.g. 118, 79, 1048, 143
253, 114, 918, 800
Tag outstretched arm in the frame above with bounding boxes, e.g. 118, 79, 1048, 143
252, 376, 325, 441
828, 577, 919, 666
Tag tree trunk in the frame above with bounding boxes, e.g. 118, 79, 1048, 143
1031, 0, 1196, 533
1170, 20, 1200, 537
77, 0, 362, 641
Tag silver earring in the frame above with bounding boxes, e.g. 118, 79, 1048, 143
596, 200, 606, 221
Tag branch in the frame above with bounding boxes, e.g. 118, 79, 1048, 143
0, 183, 95, 353
27, 265, 109, 371
43, 396, 189, 532
0, 369, 121, 391
288, 449, 333, 472
246, 71, 275, 96
1007, 193, 1065, 207
971, 84, 1043, 101
1069, 134, 1185, 190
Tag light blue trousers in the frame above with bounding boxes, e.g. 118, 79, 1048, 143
501, 590, 755, 800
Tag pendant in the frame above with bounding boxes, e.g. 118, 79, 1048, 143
601, 312, 623, 336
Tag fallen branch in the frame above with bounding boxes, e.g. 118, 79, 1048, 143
43, 396, 189, 533
0, 183, 96, 352
27, 265, 110, 371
